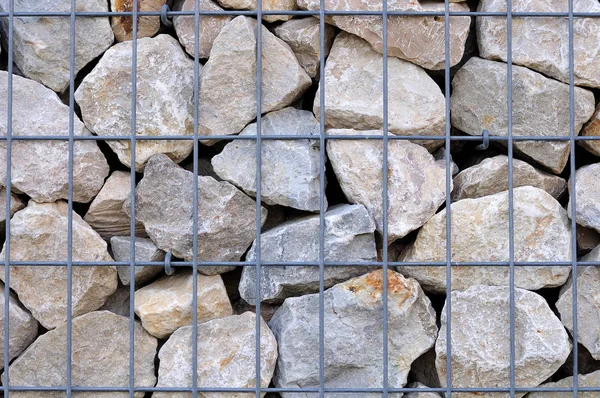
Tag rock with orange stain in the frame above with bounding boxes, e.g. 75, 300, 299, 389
580, 104, 600, 157
528, 370, 600, 398
110, 0, 165, 42
568, 163, 600, 233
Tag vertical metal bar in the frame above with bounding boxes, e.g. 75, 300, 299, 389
318, 0, 325, 392
381, 0, 389, 396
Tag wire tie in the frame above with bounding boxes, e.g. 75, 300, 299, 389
476, 129, 490, 150
160, 4, 173, 28
164, 252, 174, 275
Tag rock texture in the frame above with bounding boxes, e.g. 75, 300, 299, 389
239, 204, 377, 304
568, 163, 600, 233
110, 0, 165, 42
217, 0, 296, 22
0, 284, 38, 371
581, 104, 600, 157
75, 34, 195, 172
528, 370, 600, 397
398, 186, 572, 293
451, 57, 596, 174
110, 236, 165, 286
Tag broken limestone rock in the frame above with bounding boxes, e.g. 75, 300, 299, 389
217, 0, 296, 22
0, 188, 24, 236
568, 163, 600, 233
110, 236, 165, 286
0, 284, 38, 371
212, 107, 324, 212
110, 0, 165, 42
451, 57, 595, 174
404, 383, 442, 398
398, 186, 572, 293
75, 34, 195, 172
0, 201, 118, 329
581, 104, 600, 157
270, 270, 438, 396
528, 370, 600, 398
239, 203, 377, 304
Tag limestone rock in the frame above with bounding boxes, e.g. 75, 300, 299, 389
398, 186, 572, 293
110, 0, 165, 42
0, 284, 38, 371
212, 107, 324, 211
2, 311, 157, 397
0, 0, 114, 92
154, 312, 277, 397
270, 270, 438, 396
0, 201, 118, 329
528, 370, 600, 397
0, 188, 24, 236
239, 203, 377, 304
110, 236, 165, 286
451, 57, 596, 174
327, 129, 448, 242
75, 34, 195, 172
404, 383, 442, 398
568, 163, 600, 233
0, 72, 109, 203
436, 285, 571, 398
218, 0, 296, 22
452, 155, 567, 201
314, 34, 446, 150
198, 16, 311, 142
581, 104, 600, 157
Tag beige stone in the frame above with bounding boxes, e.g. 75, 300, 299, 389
528, 370, 600, 397
111, 236, 164, 286
581, 104, 600, 157
217, 0, 296, 22
111, 0, 165, 42
0, 188, 24, 236
568, 163, 600, 233
0, 284, 38, 371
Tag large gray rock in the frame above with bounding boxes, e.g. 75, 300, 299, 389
2, 311, 157, 398
581, 104, 600, 157
239, 203, 377, 305
528, 370, 600, 397
327, 129, 448, 242
75, 34, 195, 172
0, 0, 114, 92
568, 163, 600, 233
212, 108, 324, 212
216, 0, 296, 22
451, 57, 596, 174
110, 0, 165, 42
270, 270, 438, 397
110, 236, 165, 286
436, 286, 571, 398
398, 186, 572, 293
0, 284, 38, 371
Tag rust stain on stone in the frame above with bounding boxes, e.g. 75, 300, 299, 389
114, 0, 135, 35
346, 270, 411, 306
219, 352, 236, 370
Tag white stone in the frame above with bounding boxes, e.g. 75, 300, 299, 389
568, 163, 600, 233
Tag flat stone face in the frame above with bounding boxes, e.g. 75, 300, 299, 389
3, 311, 157, 398
198, 16, 311, 142
110, 0, 165, 42
398, 186, 572, 293
327, 129, 449, 242
75, 34, 196, 172
450, 57, 596, 174
568, 163, 600, 233
216, 0, 296, 22
269, 270, 438, 397
154, 312, 277, 398
110, 236, 165, 286
314, 34, 446, 151
528, 370, 600, 397
0, 0, 114, 93
581, 104, 600, 157
477, 0, 600, 89
0, 201, 118, 329
0, 72, 109, 203
212, 107, 324, 211
239, 203, 377, 305
0, 284, 38, 371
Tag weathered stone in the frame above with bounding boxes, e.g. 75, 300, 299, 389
578, 225, 600, 255
98, 282, 131, 317
273, 18, 336, 78
452, 155, 567, 201
218, 0, 295, 22
199, 16, 311, 142
315, 34, 446, 150
528, 370, 600, 398
212, 108, 324, 212
568, 163, 600, 233
477, 0, 600, 88
0, 188, 24, 236
154, 312, 277, 397
436, 285, 571, 398
2, 311, 157, 397
398, 186, 572, 293
134, 270, 233, 339
0, 0, 114, 92
110, 236, 165, 286
270, 270, 438, 396
0, 201, 118, 329
239, 203, 377, 304
404, 383, 442, 398
0, 72, 109, 203
126, 154, 266, 274
75, 34, 195, 172
581, 104, 600, 157
110, 0, 165, 42
327, 129, 448, 242
451, 57, 596, 174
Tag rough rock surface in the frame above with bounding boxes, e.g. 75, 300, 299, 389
0, 188, 24, 235
212, 108, 324, 211
398, 186, 572, 293
0, 201, 118, 329
2, 311, 157, 397
154, 312, 277, 397
404, 383, 442, 398
451, 57, 596, 174
0, 0, 114, 92
239, 203, 377, 304
528, 370, 600, 397
110, 0, 165, 42
270, 270, 438, 396
75, 34, 195, 172
327, 129, 448, 242
581, 104, 600, 156
110, 236, 165, 286
0, 284, 38, 371
216, 0, 296, 22
568, 163, 600, 233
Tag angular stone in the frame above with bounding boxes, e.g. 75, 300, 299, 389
75, 34, 195, 172
398, 186, 572, 293
477, 0, 600, 88
327, 129, 448, 242
199, 16, 311, 142
270, 270, 438, 396
0, 72, 109, 203
581, 104, 600, 156
2, 311, 157, 397
452, 155, 567, 201
217, 0, 296, 22
528, 370, 600, 398
404, 383, 442, 398
154, 312, 277, 397
568, 163, 600, 233
212, 107, 324, 212
0, 188, 24, 236
314, 34, 446, 150
239, 204, 377, 304
451, 57, 596, 174
0, 201, 118, 329
110, 0, 165, 42
0, 284, 38, 371
110, 236, 165, 286
436, 286, 571, 398
126, 154, 267, 274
